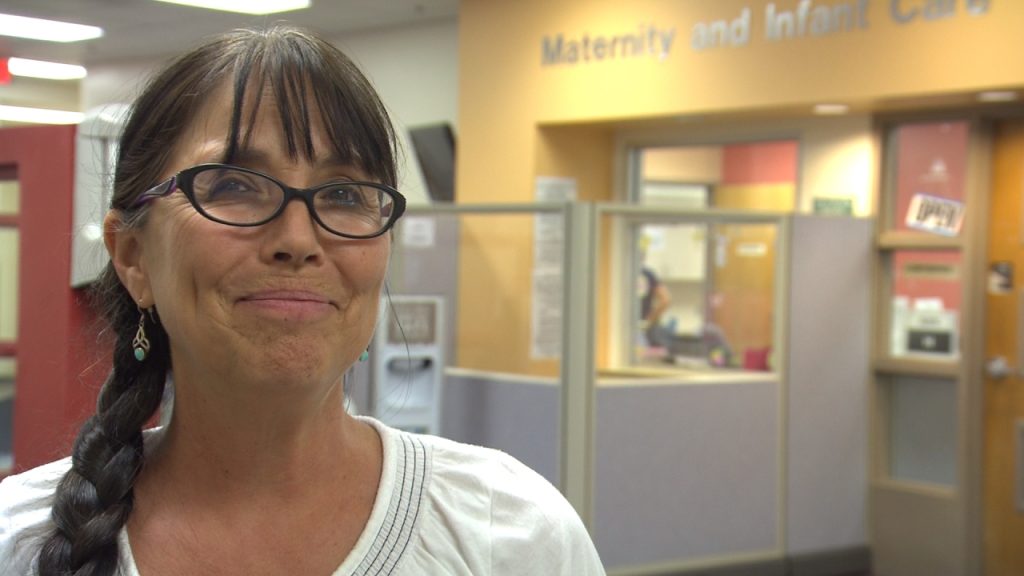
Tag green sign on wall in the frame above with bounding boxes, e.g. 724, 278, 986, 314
813, 197, 853, 216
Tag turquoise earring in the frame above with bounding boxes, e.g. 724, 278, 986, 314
359, 350, 369, 363
133, 307, 151, 362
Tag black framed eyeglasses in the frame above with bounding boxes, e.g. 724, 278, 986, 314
132, 163, 406, 239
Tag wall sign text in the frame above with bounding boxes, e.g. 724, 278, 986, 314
541, 0, 992, 65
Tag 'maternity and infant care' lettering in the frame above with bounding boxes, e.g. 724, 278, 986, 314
540, 0, 992, 66
542, 25, 676, 65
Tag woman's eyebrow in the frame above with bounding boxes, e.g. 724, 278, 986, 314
222, 147, 272, 167
225, 147, 356, 171
318, 150, 360, 170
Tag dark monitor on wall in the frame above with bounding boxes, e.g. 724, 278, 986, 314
409, 123, 456, 203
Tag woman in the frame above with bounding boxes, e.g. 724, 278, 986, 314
0, 26, 604, 575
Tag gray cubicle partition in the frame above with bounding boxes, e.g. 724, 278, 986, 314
594, 375, 781, 570
441, 368, 561, 486
785, 216, 872, 568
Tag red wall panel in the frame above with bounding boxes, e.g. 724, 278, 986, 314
721, 140, 799, 185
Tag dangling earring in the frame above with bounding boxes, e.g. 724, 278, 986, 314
133, 307, 152, 362
359, 350, 369, 363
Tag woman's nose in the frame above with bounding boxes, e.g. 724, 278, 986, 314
261, 199, 325, 265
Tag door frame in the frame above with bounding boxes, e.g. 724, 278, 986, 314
870, 108, 1001, 576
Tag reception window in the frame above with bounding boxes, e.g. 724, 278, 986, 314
617, 139, 796, 372
612, 214, 780, 373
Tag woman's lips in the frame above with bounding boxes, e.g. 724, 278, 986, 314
237, 290, 334, 320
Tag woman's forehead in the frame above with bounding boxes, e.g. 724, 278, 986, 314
175, 80, 335, 164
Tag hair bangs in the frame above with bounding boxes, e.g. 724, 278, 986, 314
223, 30, 397, 187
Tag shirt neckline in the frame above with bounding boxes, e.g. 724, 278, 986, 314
117, 418, 430, 576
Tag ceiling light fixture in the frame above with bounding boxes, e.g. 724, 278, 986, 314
0, 104, 84, 125
152, 0, 312, 15
813, 103, 850, 115
977, 90, 1018, 103
7, 57, 86, 80
0, 13, 102, 43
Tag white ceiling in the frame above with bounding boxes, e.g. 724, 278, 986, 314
0, 0, 460, 66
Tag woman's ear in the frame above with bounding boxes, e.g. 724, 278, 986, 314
104, 211, 152, 307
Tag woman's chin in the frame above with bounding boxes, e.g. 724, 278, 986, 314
222, 341, 346, 391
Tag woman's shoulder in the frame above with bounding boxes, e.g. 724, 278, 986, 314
0, 456, 72, 573
370, 423, 605, 575
1, 456, 70, 517
421, 431, 562, 505
373, 422, 579, 524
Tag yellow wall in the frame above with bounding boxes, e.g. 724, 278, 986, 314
536, 126, 615, 372
461, 0, 1024, 200
454, 124, 615, 376
457, 0, 1020, 373
455, 213, 549, 373
474, 0, 1024, 125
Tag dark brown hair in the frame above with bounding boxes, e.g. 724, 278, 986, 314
36, 25, 397, 575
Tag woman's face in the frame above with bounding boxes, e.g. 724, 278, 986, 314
123, 83, 390, 393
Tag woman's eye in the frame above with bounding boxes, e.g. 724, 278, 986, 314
323, 186, 367, 208
209, 178, 257, 197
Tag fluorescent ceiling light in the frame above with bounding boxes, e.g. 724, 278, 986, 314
813, 103, 849, 115
0, 13, 102, 43
0, 105, 84, 125
8, 57, 86, 80
978, 90, 1018, 103
152, 0, 311, 15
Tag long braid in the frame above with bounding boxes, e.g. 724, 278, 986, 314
36, 275, 169, 576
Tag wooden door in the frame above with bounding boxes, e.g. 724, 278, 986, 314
984, 120, 1024, 575
709, 222, 776, 369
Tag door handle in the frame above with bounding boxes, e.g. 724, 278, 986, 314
987, 356, 1014, 380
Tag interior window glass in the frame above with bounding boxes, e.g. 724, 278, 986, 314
886, 374, 957, 487
889, 121, 969, 236
888, 250, 961, 360
0, 180, 18, 216
630, 220, 777, 372
622, 140, 795, 372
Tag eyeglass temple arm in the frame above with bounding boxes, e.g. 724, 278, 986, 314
131, 176, 179, 208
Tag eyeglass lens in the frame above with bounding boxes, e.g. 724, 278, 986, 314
191, 166, 395, 236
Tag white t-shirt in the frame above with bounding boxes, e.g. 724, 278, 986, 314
0, 418, 605, 575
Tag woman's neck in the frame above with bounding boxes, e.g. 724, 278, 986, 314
142, 376, 378, 501
127, 381, 384, 576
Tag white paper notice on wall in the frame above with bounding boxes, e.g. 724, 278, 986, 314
533, 176, 577, 268
535, 176, 577, 203
531, 176, 576, 359
531, 269, 564, 360
905, 193, 965, 237
736, 242, 767, 257
401, 216, 436, 248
